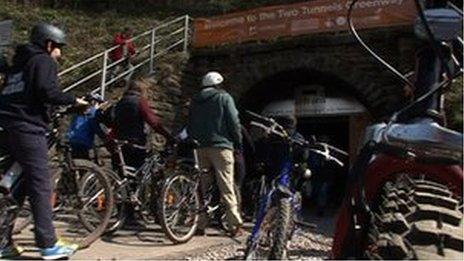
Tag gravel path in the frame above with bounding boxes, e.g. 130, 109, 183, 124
186, 210, 335, 260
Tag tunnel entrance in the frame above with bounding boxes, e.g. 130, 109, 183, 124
239, 69, 371, 209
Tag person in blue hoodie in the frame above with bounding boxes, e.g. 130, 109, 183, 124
66, 96, 107, 160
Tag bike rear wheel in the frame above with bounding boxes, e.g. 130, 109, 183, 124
159, 173, 200, 244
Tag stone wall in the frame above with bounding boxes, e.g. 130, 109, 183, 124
182, 26, 417, 119
118, 26, 417, 133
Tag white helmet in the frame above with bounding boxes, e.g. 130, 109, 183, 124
201, 71, 224, 87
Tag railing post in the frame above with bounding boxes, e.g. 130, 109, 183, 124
149, 29, 156, 74
183, 15, 190, 53
100, 50, 108, 99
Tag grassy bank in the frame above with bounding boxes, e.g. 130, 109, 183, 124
0, 1, 169, 69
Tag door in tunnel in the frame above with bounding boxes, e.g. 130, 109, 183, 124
297, 116, 349, 209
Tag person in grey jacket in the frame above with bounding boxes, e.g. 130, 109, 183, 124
188, 71, 244, 237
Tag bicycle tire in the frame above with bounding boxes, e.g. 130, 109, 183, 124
101, 169, 127, 234
12, 201, 32, 234
159, 172, 200, 244
269, 197, 292, 260
12, 167, 62, 234
244, 207, 278, 260
0, 194, 18, 248
55, 159, 113, 249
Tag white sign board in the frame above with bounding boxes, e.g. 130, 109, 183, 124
262, 97, 366, 117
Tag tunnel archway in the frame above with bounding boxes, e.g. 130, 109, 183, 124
238, 68, 370, 159
238, 68, 371, 209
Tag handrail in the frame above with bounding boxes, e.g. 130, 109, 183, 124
153, 16, 186, 31
59, 15, 191, 98
63, 68, 103, 92
58, 52, 103, 76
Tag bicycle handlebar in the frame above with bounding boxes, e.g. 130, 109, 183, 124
250, 120, 347, 167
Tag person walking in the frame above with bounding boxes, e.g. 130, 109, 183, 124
110, 27, 136, 88
0, 23, 86, 259
188, 71, 244, 237
112, 79, 174, 169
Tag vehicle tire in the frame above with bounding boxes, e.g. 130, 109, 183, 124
269, 197, 292, 260
365, 174, 463, 260
57, 159, 113, 249
159, 172, 200, 244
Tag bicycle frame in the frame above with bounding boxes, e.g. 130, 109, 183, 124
248, 150, 298, 247
109, 140, 165, 215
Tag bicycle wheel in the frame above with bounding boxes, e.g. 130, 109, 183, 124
53, 159, 113, 249
159, 172, 200, 244
12, 201, 32, 234
269, 198, 292, 260
245, 206, 278, 260
12, 168, 61, 235
0, 194, 17, 248
100, 169, 127, 234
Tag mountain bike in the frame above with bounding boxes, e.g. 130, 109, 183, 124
158, 139, 233, 244
244, 111, 346, 260
0, 99, 114, 249
90, 138, 171, 234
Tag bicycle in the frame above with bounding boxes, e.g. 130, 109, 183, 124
244, 111, 346, 260
91, 138, 170, 234
158, 139, 235, 244
0, 99, 114, 249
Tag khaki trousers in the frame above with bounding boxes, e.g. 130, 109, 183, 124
197, 147, 243, 230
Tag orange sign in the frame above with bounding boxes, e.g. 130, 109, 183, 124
193, 0, 417, 48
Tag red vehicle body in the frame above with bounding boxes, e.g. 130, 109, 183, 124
332, 153, 463, 257
331, 0, 463, 258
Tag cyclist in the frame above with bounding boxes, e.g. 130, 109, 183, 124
112, 79, 174, 169
109, 79, 174, 227
0, 23, 87, 259
66, 94, 107, 160
188, 71, 244, 237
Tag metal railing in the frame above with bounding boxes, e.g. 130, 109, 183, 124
59, 15, 192, 99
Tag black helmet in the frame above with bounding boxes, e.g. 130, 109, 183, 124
30, 23, 66, 48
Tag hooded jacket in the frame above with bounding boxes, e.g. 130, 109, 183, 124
0, 43, 75, 130
113, 90, 171, 145
110, 33, 136, 62
188, 87, 242, 150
